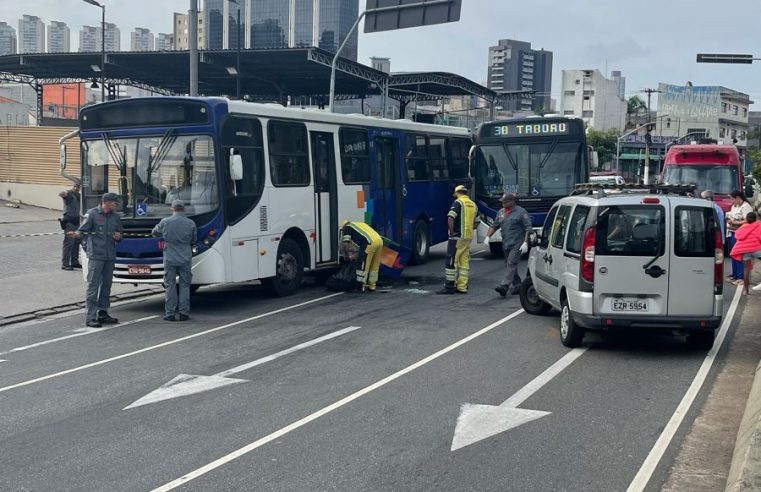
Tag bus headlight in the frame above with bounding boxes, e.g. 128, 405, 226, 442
203, 238, 211, 246
192, 246, 199, 255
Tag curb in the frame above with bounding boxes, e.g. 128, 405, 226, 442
0, 288, 161, 327
726, 359, 761, 491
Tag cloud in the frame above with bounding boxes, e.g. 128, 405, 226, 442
583, 39, 653, 63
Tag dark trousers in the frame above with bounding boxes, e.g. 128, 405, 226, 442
501, 244, 522, 288
86, 259, 114, 321
62, 219, 81, 267
729, 232, 744, 279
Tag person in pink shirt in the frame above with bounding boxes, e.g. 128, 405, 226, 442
730, 211, 761, 294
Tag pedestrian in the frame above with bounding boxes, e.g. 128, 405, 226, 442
70, 192, 122, 327
730, 212, 761, 294
726, 190, 754, 285
59, 179, 82, 270
339, 220, 382, 292
437, 184, 477, 294
152, 200, 197, 321
485, 193, 531, 297
700, 190, 725, 242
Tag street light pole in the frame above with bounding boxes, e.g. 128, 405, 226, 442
82, 0, 105, 102
228, 0, 241, 99
189, 0, 198, 96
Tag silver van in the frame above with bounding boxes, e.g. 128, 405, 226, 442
520, 184, 724, 349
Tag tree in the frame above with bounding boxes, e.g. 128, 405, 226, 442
627, 95, 648, 115
586, 128, 618, 169
751, 149, 761, 183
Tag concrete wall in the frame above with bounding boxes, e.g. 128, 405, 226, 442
0, 182, 65, 210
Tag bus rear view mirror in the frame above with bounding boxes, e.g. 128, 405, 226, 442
60, 144, 67, 170
230, 153, 243, 180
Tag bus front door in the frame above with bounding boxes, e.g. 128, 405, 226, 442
310, 131, 338, 264
373, 137, 403, 242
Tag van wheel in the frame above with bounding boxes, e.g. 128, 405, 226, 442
687, 330, 715, 350
411, 220, 430, 265
489, 242, 504, 258
560, 297, 584, 347
520, 276, 551, 315
264, 238, 304, 297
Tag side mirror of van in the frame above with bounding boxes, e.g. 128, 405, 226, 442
229, 152, 243, 181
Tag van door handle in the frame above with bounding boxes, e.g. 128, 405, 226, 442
644, 265, 666, 278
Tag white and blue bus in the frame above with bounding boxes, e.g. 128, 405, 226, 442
60, 97, 471, 295
471, 116, 590, 255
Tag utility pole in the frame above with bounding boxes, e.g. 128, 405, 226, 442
189, 0, 198, 96
641, 88, 661, 184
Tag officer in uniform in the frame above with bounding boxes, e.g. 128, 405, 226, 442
59, 180, 82, 270
339, 220, 383, 292
485, 193, 531, 297
72, 192, 123, 327
437, 184, 477, 294
152, 200, 198, 321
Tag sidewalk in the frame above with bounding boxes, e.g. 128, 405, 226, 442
0, 200, 160, 323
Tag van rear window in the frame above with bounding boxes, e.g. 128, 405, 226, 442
596, 205, 665, 256
674, 206, 717, 257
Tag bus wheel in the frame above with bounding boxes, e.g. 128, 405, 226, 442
489, 242, 504, 258
411, 220, 430, 265
264, 238, 304, 297
190, 285, 201, 295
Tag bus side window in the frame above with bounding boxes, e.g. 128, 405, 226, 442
268, 121, 310, 187
405, 133, 430, 181
428, 136, 448, 180
448, 137, 469, 179
339, 128, 370, 184
221, 116, 265, 224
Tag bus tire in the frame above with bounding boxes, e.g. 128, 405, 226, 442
190, 285, 201, 295
489, 242, 504, 258
411, 220, 430, 265
264, 238, 304, 297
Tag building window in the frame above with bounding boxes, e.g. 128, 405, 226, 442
720, 128, 726, 138
575, 79, 580, 85
741, 131, 747, 140
583, 96, 590, 101
583, 90, 595, 96
582, 110, 593, 118
731, 129, 737, 139
563, 110, 575, 115
743, 108, 748, 117
564, 90, 575, 96
721, 102, 727, 113
733, 105, 739, 115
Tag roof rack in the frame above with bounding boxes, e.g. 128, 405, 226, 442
571, 183, 698, 198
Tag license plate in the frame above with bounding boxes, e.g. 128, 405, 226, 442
128, 265, 152, 275
612, 298, 648, 311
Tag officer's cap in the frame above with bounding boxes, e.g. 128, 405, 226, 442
453, 184, 468, 196
101, 192, 120, 203
171, 199, 185, 210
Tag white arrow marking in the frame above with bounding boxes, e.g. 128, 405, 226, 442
125, 326, 361, 410
0, 316, 157, 356
451, 347, 588, 451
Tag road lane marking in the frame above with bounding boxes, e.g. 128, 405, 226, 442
627, 286, 743, 492
451, 347, 588, 451
0, 316, 158, 356
125, 326, 362, 409
0, 293, 343, 395
150, 308, 526, 492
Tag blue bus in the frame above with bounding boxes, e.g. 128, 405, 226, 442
60, 97, 471, 295
471, 116, 590, 254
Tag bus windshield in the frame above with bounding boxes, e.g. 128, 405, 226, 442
662, 165, 739, 195
81, 134, 218, 217
474, 141, 582, 199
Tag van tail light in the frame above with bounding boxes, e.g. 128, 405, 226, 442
714, 228, 724, 292
581, 226, 596, 283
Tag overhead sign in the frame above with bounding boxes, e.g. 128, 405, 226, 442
696, 53, 754, 64
364, 0, 462, 33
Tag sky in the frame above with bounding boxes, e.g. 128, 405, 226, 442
2, 0, 760, 109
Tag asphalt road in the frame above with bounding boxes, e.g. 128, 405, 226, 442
0, 244, 742, 492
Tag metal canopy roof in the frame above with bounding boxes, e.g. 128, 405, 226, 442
0, 48, 389, 100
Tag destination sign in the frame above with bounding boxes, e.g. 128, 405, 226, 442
481, 121, 574, 139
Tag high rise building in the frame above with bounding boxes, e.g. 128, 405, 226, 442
223, 0, 244, 50
79, 26, 98, 52
101, 22, 120, 51
204, 0, 225, 50
611, 70, 626, 100
47, 21, 70, 53
18, 15, 45, 54
0, 22, 17, 55
173, 12, 205, 50
560, 69, 626, 131
155, 33, 172, 51
131, 27, 154, 51
243, 0, 358, 60
487, 39, 552, 113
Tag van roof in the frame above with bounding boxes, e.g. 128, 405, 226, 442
664, 144, 741, 164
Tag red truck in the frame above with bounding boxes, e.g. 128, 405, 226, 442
660, 144, 743, 212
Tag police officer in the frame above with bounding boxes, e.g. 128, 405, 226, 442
59, 180, 82, 270
339, 220, 382, 292
71, 192, 123, 327
485, 193, 531, 297
437, 184, 477, 294
152, 200, 197, 321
